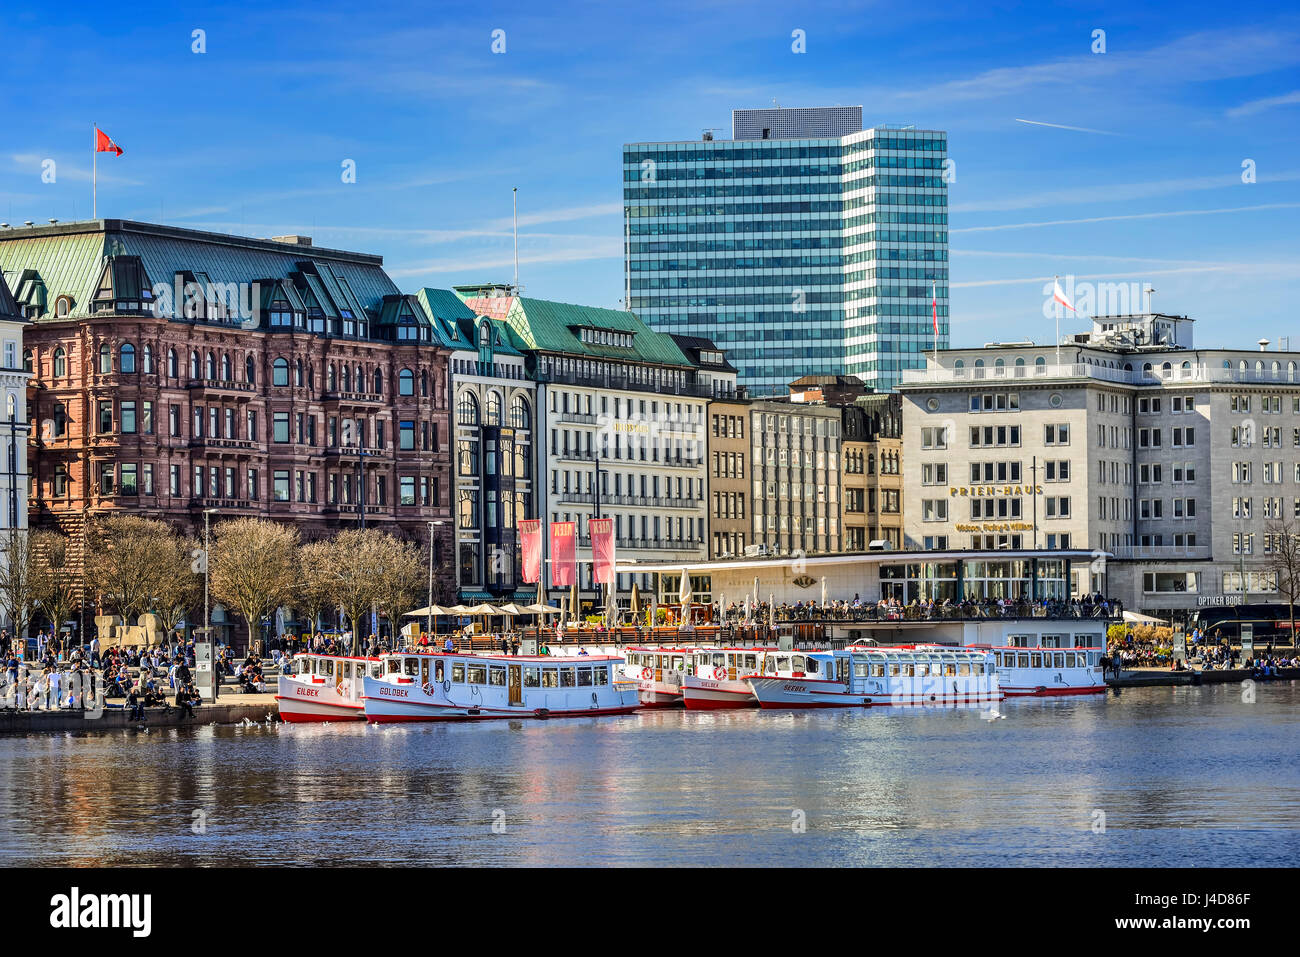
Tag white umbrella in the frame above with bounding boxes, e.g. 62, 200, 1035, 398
604, 585, 619, 628
769, 593, 775, 629
1123, 610, 1168, 626
678, 569, 692, 627
820, 577, 827, 608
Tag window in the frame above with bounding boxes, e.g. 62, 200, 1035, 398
121, 401, 137, 434
53, 348, 66, 377
400, 421, 415, 450
921, 499, 948, 522
273, 471, 290, 502
920, 426, 947, 450
457, 392, 479, 425
1044, 424, 1070, 445
272, 357, 289, 387
510, 395, 531, 430
120, 343, 136, 373
274, 412, 290, 443
98, 343, 111, 374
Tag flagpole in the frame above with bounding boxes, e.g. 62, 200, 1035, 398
1054, 275, 1061, 370
932, 281, 939, 371
92, 123, 97, 219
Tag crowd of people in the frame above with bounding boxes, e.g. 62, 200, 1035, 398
717, 592, 1119, 624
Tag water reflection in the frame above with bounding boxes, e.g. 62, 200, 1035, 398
2, 684, 1298, 866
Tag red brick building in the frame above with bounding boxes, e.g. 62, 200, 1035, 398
1, 220, 457, 607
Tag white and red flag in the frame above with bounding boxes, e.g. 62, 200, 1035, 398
1053, 277, 1077, 313
589, 518, 615, 586
932, 282, 938, 338
519, 519, 542, 584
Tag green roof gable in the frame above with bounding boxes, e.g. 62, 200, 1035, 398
503, 297, 691, 367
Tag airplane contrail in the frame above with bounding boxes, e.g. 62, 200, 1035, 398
1014, 118, 1122, 136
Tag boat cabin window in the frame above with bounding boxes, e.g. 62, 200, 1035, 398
726, 653, 736, 667
467, 664, 488, 684
854, 662, 868, 677
489, 666, 507, 686
1030, 653, 1042, 668
671, 656, 684, 671
577, 667, 593, 686
450, 662, 465, 683
958, 662, 970, 676
901, 661, 915, 677
791, 656, 805, 672
542, 669, 559, 688
524, 667, 540, 687
1053, 653, 1065, 669
712, 653, 726, 667
435, 660, 445, 682
943, 662, 956, 677
777, 657, 791, 671
594, 666, 609, 685
560, 667, 576, 687
401, 658, 418, 677
974, 662, 985, 675
741, 654, 757, 669
1017, 653, 1030, 668
387, 658, 401, 674
871, 662, 886, 678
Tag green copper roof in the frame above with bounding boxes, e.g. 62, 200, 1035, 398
0, 220, 398, 322
504, 297, 692, 367
415, 288, 476, 350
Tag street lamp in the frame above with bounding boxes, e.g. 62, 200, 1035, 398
202, 507, 218, 695
427, 520, 445, 640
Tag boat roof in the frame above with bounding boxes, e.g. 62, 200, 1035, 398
383, 651, 624, 662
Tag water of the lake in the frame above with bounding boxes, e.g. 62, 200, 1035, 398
3, 683, 1296, 866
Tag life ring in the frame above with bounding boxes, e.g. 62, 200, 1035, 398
640, 667, 653, 680
422, 682, 435, 696
713, 666, 727, 681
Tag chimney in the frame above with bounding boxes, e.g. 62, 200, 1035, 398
271, 235, 312, 246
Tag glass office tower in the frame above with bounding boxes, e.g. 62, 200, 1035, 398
624, 108, 948, 395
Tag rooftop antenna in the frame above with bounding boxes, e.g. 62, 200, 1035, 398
1145, 287, 1155, 314
512, 187, 519, 295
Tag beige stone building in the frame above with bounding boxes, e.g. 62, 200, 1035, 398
899, 313, 1300, 622
707, 396, 750, 558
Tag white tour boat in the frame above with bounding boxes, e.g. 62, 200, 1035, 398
620, 646, 696, 708
972, 644, 1106, 696
362, 651, 640, 722
680, 646, 772, 710
276, 654, 382, 722
746, 646, 1002, 709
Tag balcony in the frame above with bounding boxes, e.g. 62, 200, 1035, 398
557, 411, 598, 425
323, 390, 385, 407
1109, 545, 1212, 561
900, 361, 1300, 388
536, 368, 712, 398
188, 497, 255, 510
187, 378, 257, 396
189, 437, 258, 452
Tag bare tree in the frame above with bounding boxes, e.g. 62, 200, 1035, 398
150, 531, 201, 639
296, 539, 336, 638
372, 534, 424, 646
30, 530, 79, 643
85, 515, 175, 625
0, 530, 39, 640
322, 528, 390, 655
1263, 515, 1300, 652
210, 518, 299, 653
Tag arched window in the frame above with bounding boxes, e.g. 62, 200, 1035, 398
190, 351, 200, 380
53, 348, 66, 378
1015, 357, 1025, 367
373, 368, 383, 395
168, 349, 178, 378
1162, 362, 1172, 376
245, 355, 255, 384
974, 358, 984, 367
295, 358, 304, 388
206, 351, 217, 380
120, 343, 136, 373
398, 369, 414, 395
509, 394, 530, 430
327, 363, 337, 391
953, 359, 964, 369
457, 391, 479, 426
341, 365, 351, 393
99, 343, 112, 374
221, 353, 231, 380
142, 343, 153, 374
22, 349, 31, 374
355, 365, 365, 394
273, 357, 289, 387
486, 390, 502, 426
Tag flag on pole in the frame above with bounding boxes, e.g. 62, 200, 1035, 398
1052, 277, 1077, 313
95, 128, 123, 156
589, 518, 615, 586
519, 519, 542, 583
549, 521, 576, 588
932, 282, 939, 337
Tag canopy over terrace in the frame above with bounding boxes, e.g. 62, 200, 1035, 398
614, 548, 1108, 609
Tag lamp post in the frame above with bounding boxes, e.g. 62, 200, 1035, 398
202, 507, 218, 695
427, 520, 444, 639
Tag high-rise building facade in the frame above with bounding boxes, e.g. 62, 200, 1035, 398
624, 108, 948, 395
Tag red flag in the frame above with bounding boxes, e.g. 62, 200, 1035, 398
95, 128, 123, 156
519, 519, 542, 583
549, 521, 576, 588
590, 518, 615, 586
932, 282, 938, 338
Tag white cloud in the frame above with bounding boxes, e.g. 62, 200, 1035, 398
951, 202, 1300, 233
1227, 89, 1300, 118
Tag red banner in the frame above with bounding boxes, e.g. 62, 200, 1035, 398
590, 518, 615, 585
520, 519, 542, 583
549, 521, 576, 587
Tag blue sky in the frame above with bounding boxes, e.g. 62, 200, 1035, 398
2, 0, 1298, 349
